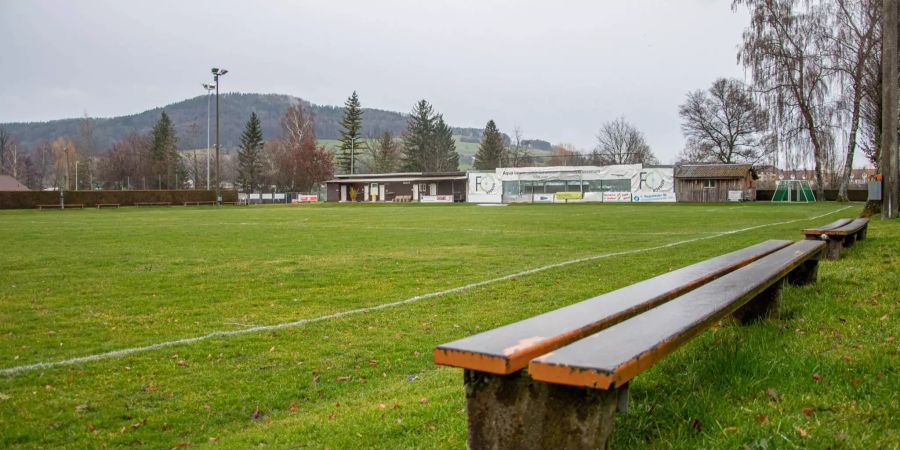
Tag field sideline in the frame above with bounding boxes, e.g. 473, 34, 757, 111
0, 202, 897, 448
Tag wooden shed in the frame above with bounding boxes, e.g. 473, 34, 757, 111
674, 164, 755, 202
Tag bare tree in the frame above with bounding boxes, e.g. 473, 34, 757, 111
822, 0, 883, 200
505, 125, 531, 167
881, 0, 898, 218
268, 103, 334, 191
0, 127, 11, 176
679, 78, 772, 164
734, 0, 834, 199
594, 117, 658, 165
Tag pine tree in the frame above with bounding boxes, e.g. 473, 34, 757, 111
237, 112, 264, 192
401, 100, 435, 172
337, 91, 365, 174
430, 115, 459, 172
474, 120, 505, 170
150, 111, 178, 188
371, 131, 400, 173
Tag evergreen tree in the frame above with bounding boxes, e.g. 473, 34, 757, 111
337, 91, 365, 174
237, 112, 264, 192
371, 131, 400, 173
430, 115, 459, 172
401, 100, 435, 171
150, 111, 178, 188
474, 120, 505, 170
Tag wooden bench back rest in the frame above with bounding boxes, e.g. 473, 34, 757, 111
434, 240, 793, 374
528, 240, 825, 390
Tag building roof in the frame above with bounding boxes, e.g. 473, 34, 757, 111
326, 172, 466, 183
0, 175, 28, 191
332, 171, 465, 179
674, 164, 753, 179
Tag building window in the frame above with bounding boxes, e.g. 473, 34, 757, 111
703, 179, 716, 188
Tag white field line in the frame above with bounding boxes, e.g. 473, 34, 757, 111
0, 206, 853, 376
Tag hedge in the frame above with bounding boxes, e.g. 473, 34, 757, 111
0, 190, 238, 209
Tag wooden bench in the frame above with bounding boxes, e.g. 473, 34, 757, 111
96, 203, 120, 209
435, 239, 825, 449
135, 202, 172, 207
182, 201, 216, 206
37, 204, 84, 210
802, 218, 869, 260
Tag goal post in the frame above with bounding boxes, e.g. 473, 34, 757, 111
771, 180, 816, 203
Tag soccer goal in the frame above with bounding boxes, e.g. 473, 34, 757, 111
771, 179, 816, 203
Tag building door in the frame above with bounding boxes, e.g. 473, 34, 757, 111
429, 183, 437, 195
340, 185, 347, 202
379, 185, 386, 201
370, 183, 379, 201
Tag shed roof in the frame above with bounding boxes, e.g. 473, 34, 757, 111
0, 175, 29, 191
674, 164, 753, 179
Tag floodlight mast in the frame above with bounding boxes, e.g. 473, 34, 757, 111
211, 68, 228, 205
202, 83, 216, 190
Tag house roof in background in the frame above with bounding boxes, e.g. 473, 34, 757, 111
0, 175, 29, 191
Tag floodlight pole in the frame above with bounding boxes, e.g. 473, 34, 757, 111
203, 83, 216, 190
212, 68, 228, 205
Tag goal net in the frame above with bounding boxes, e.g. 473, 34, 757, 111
771, 180, 816, 203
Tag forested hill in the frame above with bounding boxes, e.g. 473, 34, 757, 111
0, 93, 488, 151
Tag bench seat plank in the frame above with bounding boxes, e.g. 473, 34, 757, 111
434, 239, 793, 375
528, 239, 825, 390
800, 218, 853, 235
827, 218, 869, 236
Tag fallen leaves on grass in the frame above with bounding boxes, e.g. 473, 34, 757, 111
691, 419, 702, 433
250, 407, 262, 421
723, 426, 738, 433
766, 388, 780, 402
368, 360, 378, 367
754, 415, 768, 424
812, 373, 822, 382
794, 425, 809, 438
419, 397, 428, 405
801, 407, 815, 416
208, 437, 219, 443
377, 403, 386, 410
177, 360, 186, 368
336, 375, 352, 382
328, 412, 336, 421
289, 401, 300, 413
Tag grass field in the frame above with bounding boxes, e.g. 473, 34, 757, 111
0, 202, 897, 448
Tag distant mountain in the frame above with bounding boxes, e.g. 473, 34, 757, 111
0, 93, 491, 152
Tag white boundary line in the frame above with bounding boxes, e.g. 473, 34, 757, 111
0, 206, 853, 376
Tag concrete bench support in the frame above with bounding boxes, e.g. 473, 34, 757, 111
464, 369, 618, 450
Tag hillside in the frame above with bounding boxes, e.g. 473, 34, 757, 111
0, 93, 492, 152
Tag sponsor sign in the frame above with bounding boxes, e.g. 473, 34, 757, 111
554, 191, 583, 200
293, 194, 318, 203
728, 190, 743, 202
533, 193, 554, 203
633, 192, 676, 202
602, 192, 632, 202
467, 172, 502, 203
421, 195, 454, 203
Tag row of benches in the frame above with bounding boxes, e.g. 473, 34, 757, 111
435, 217, 869, 449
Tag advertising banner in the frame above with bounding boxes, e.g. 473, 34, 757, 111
554, 191, 583, 200
633, 192, 676, 202
602, 192, 632, 202
421, 195, 454, 203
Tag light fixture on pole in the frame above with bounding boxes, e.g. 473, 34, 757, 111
202, 83, 216, 190
211, 67, 228, 205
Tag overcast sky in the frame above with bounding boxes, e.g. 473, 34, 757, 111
0, 0, 750, 163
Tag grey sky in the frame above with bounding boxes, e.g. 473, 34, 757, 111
0, 0, 749, 163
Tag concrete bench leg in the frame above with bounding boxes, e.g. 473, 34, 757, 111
787, 258, 819, 286
733, 278, 783, 324
824, 238, 844, 260
857, 226, 868, 241
464, 369, 618, 450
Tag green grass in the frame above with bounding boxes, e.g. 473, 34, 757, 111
0, 202, 896, 448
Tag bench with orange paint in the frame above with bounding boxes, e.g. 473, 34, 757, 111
801, 217, 869, 259
434, 239, 825, 450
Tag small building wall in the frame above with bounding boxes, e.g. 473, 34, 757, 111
675, 178, 750, 202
